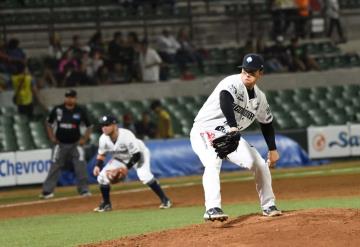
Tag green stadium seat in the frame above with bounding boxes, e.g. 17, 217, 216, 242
275, 117, 297, 130
334, 98, 353, 108
312, 115, 332, 126
299, 101, 319, 111
330, 114, 349, 125
293, 115, 314, 128
282, 102, 298, 112
318, 99, 337, 109
1, 106, 16, 116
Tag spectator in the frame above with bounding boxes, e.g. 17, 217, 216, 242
96, 65, 112, 85
295, 0, 310, 38
135, 111, 156, 139
48, 32, 64, 60
122, 112, 135, 132
88, 31, 105, 55
176, 27, 204, 75
69, 35, 84, 61
271, 0, 298, 38
287, 36, 320, 71
108, 31, 126, 64
39, 89, 92, 199
150, 100, 173, 139
58, 49, 79, 75
109, 62, 128, 84
82, 49, 104, 79
324, 0, 346, 43
263, 35, 290, 73
11, 63, 46, 118
6, 38, 26, 73
156, 29, 180, 80
124, 31, 140, 82
138, 39, 162, 83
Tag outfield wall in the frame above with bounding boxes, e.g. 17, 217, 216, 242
0, 134, 316, 187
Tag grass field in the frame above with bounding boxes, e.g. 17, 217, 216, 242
0, 161, 360, 247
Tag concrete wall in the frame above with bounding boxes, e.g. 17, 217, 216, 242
1, 67, 360, 107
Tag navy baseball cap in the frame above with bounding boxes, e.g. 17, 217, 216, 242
65, 89, 77, 97
238, 53, 264, 72
99, 115, 117, 126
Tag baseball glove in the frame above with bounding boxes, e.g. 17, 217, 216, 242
212, 131, 241, 159
106, 167, 128, 184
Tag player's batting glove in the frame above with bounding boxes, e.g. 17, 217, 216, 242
212, 131, 241, 159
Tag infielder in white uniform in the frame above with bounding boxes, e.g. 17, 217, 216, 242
93, 115, 172, 212
190, 53, 282, 221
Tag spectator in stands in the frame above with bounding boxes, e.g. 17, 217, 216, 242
108, 31, 126, 64
324, 0, 346, 43
122, 112, 136, 133
11, 62, 45, 118
6, 38, 26, 74
287, 36, 320, 71
109, 62, 128, 84
294, 0, 310, 38
58, 49, 79, 75
48, 32, 64, 60
40, 89, 92, 199
69, 35, 84, 61
124, 31, 140, 82
96, 65, 112, 85
263, 35, 290, 73
156, 29, 180, 80
82, 49, 104, 80
88, 31, 105, 55
271, 0, 298, 38
138, 39, 162, 83
135, 111, 156, 139
150, 100, 174, 139
176, 27, 204, 75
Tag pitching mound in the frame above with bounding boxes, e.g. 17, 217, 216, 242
83, 208, 360, 247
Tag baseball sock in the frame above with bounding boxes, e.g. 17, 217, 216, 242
100, 184, 111, 204
147, 180, 168, 203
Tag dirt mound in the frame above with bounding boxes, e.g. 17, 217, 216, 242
83, 208, 360, 247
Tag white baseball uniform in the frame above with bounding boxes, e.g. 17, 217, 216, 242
97, 128, 154, 185
190, 74, 276, 211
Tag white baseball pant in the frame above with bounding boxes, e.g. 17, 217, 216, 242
190, 126, 276, 211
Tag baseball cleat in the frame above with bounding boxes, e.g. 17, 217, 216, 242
262, 205, 282, 217
159, 199, 172, 209
39, 192, 54, 199
204, 207, 228, 222
94, 202, 112, 212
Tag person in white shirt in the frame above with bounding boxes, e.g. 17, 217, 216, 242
190, 53, 282, 221
93, 115, 172, 212
139, 39, 162, 82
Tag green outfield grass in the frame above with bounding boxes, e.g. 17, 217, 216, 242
0, 196, 360, 247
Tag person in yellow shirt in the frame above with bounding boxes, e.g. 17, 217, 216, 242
11, 63, 44, 118
150, 100, 174, 139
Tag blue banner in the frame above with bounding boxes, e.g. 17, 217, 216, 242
60, 134, 326, 186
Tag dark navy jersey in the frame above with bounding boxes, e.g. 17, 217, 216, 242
48, 104, 92, 144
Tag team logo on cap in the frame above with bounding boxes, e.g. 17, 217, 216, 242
102, 116, 107, 121
246, 56, 253, 63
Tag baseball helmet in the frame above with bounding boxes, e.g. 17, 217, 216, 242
99, 115, 117, 126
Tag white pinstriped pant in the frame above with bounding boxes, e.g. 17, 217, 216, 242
190, 126, 276, 211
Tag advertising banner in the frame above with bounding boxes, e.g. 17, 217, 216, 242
14, 149, 52, 185
349, 124, 360, 156
0, 152, 17, 187
307, 125, 357, 158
